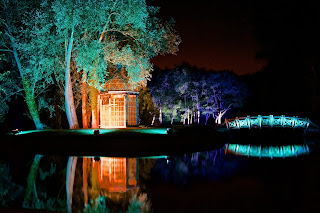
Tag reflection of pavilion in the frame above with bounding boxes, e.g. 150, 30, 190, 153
99, 157, 138, 193
83, 157, 139, 203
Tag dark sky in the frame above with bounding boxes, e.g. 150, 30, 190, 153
150, 0, 266, 75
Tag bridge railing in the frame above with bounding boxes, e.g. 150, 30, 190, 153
225, 115, 310, 129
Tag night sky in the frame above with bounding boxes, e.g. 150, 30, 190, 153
150, 0, 320, 76
150, 0, 266, 75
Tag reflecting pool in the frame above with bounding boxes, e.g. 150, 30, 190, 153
1, 147, 319, 213
0, 128, 319, 213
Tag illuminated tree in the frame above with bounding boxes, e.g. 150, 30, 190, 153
0, 70, 21, 122
25, 0, 180, 129
149, 71, 167, 124
206, 71, 248, 124
150, 68, 248, 125
175, 68, 192, 124
190, 71, 207, 124
150, 70, 181, 124
0, 1, 53, 129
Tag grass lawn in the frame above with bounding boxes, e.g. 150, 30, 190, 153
1, 126, 227, 158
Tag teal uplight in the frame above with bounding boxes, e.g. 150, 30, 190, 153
8, 129, 116, 136
10, 129, 46, 135
224, 144, 310, 158
139, 155, 168, 159
131, 128, 168, 135
71, 129, 116, 135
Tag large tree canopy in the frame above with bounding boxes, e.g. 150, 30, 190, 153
18, 0, 181, 129
0, 0, 55, 129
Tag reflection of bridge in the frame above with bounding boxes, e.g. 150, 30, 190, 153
224, 144, 310, 159
225, 115, 310, 129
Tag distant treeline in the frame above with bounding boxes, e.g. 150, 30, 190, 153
139, 67, 248, 126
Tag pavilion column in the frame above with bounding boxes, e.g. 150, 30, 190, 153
136, 94, 139, 126
126, 94, 129, 126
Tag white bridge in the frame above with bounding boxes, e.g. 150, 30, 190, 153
225, 115, 310, 129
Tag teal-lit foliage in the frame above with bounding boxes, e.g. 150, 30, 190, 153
225, 144, 310, 158
24, 162, 66, 212
29, 0, 181, 87
126, 193, 151, 213
0, 70, 21, 122
0, 0, 55, 128
83, 196, 110, 213
0, 162, 23, 207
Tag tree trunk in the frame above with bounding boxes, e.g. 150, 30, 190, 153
151, 114, 155, 126
187, 108, 189, 125
65, 29, 79, 129
82, 70, 88, 128
82, 158, 88, 206
205, 114, 209, 125
91, 110, 98, 128
159, 107, 162, 124
170, 103, 174, 125
89, 86, 98, 128
184, 96, 187, 125
90, 159, 101, 204
197, 102, 200, 124
10, 36, 45, 130
22, 154, 42, 208
66, 156, 78, 213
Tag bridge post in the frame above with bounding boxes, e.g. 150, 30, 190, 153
270, 115, 274, 127
280, 115, 285, 128
259, 145, 261, 159
293, 116, 298, 128
305, 118, 310, 128
236, 117, 240, 129
281, 146, 285, 158
258, 115, 262, 129
247, 115, 251, 129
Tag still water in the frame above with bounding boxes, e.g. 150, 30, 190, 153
1, 145, 319, 213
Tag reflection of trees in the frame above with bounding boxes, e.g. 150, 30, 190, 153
152, 149, 247, 184
139, 159, 158, 190
0, 162, 23, 207
21, 155, 67, 212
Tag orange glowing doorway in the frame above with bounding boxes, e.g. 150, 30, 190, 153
100, 93, 126, 128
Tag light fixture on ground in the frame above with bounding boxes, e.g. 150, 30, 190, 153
12, 129, 19, 135
93, 129, 100, 135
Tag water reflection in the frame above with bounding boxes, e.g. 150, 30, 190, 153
152, 149, 246, 185
78, 152, 246, 212
78, 157, 154, 213
2, 145, 318, 213
224, 144, 310, 158
83, 157, 138, 203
